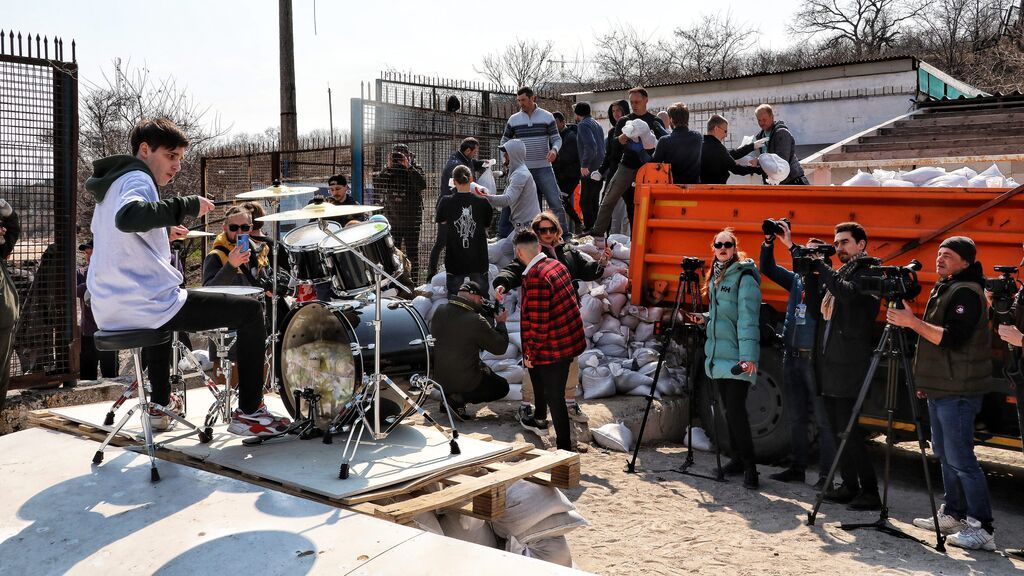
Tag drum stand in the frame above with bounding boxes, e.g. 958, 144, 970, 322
313, 220, 461, 480
243, 387, 324, 445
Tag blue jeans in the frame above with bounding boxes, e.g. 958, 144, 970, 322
928, 394, 992, 524
530, 166, 569, 235
783, 355, 836, 471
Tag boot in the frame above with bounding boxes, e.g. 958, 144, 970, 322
743, 465, 759, 490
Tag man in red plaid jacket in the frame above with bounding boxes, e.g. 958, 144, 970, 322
515, 229, 586, 451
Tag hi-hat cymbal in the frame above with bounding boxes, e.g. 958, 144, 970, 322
185, 230, 216, 238
236, 184, 319, 199
256, 203, 381, 222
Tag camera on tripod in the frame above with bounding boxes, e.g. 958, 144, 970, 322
985, 265, 1021, 324
856, 259, 923, 302
792, 243, 837, 275
681, 256, 706, 272
761, 217, 790, 236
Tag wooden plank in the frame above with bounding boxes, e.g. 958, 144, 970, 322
879, 120, 1024, 136
859, 128, 1024, 144
805, 153, 1024, 169
894, 111, 1024, 127
825, 143, 1024, 162
843, 135, 1022, 153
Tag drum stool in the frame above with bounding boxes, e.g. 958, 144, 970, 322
91, 328, 210, 482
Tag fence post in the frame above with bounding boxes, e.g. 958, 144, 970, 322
54, 60, 80, 381
351, 98, 365, 203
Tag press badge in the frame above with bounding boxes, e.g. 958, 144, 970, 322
795, 303, 807, 325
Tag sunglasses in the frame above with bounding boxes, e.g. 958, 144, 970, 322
713, 241, 735, 249
536, 226, 557, 234
228, 224, 252, 232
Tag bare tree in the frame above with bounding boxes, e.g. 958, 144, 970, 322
475, 39, 559, 90
592, 25, 676, 88
673, 11, 758, 79
790, 0, 927, 57
918, 0, 1004, 71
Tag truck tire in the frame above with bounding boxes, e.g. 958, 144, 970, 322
695, 344, 791, 463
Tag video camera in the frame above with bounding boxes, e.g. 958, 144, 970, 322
985, 265, 1021, 325
480, 298, 504, 319
792, 243, 837, 275
681, 256, 705, 272
856, 259, 923, 302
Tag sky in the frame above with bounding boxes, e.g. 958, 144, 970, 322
8, 0, 803, 137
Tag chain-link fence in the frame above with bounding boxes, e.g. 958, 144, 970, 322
1, 31, 79, 389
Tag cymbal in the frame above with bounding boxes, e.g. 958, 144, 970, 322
236, 184, 319, 199
256, 203, 381, 222
185, 230, 216, 238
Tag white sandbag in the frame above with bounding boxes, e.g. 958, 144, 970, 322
598, 314, 621, 333
508, 331, 522, 351
490, 481, 574, 540
411, 512, 444, 535
577, 242, 601, 258
601, 264, 628, 280
584, 323, 598, 339
607, 293, 628, 316
581, 365, 615, 399
503, 382, 522, 400
430, 271, 447, 288
1007, 178, 1020, 188
924, 173, 969, 188
491, 358, 519, 372
477, 166, 497, 199
607, 233, 630, 246
626, 383, 659, 398
498, 366, 524, 385
439, 513, 498, 549
872, 169, 898, 182
593, 330, 628, 358
758, 153, 790, 185
684, 426, 714, 451
519, 511, 589, 545
504, 320, 520, 334
610, 242, 631, 261
632, 347, 659, 367
592, 422, 633, 452
411, 296, 432, 320
482, 342, 519, 361
881, 179, 914, 187
425, 301, 441, 326
430, 287, 448, 302
634, 322, 655, 343
613, 367, 654, 394
842, 170, 879, 186
589, 284, 609, 300
604, 273, 629, 294
950, 166, 978, 179
518, 535, 573, 567
619, 314, 640, 329
637, 361, 658, 376
415, 283, 434, 297
900, 166, 945, 186
180, 349, 212, 372
579, 294, 605, 324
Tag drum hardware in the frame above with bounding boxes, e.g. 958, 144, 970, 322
242, 386, 324, 446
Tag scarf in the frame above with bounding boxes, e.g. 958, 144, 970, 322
210, 233, 269, 269
820, 253, 866, 321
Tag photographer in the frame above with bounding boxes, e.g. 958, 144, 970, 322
811, 222, 882, 510
373, 144, 427, 271
759, 221, 836, 488
887, 237, 997, 551
430, 281, 511, 421
0, 198, 19, 412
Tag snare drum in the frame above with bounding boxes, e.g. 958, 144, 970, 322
318, 221, 404, 296
276, 298, 431, 426
281, 221, 343, 284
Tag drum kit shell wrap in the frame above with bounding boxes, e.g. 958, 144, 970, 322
229, 182, 462, 478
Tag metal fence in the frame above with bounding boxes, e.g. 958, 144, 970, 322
1, 31, 79, 389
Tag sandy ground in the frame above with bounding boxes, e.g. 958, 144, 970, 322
454, 399, 1024, 576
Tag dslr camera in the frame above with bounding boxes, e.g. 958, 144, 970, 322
681, 256, 705, 272
985, 265, 1021, 325
762, 217, 790, 237
792, 243, 837, 275
480, 298, 504, 319
856, 259, 923, 302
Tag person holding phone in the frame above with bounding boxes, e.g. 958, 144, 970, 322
688, 228, 762, 488
202, 205, 267, 288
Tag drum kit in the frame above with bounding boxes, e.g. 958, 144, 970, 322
192, 182, 460, 479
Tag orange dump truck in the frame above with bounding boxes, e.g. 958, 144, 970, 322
628, 165, 1024, 459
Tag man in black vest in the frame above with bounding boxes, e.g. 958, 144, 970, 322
887, 236, 997, 551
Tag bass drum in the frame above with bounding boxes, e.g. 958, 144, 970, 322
276, 298, 432, 426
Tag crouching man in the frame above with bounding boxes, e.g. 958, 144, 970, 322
887, 236, 997, 551
430, 281, 511, 421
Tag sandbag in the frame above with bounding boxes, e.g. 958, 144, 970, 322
900, 166, 945, 186
950, 166, 978, 179
482, 342, 519, 361
593, 330, 628, 358
581, 365, 615, 399
577, 242, 601, 258
968, 164, 1006, 187
881, 179, 914, 187
508, 331, 522, 351
503, 382, 523, 401
578, 349, 604, 368
842, 170, 879, 186
411, 512, 444, 535
180, 349, 212, 372
584, 323, 599, 339
872, 169, 898, 182
439, 513, 498, 549
634, 322, 655, 342
632, 347, 659, 367
601, 264, 628, 280
589, 284, 609, 300
610, 242, 631, 261
598, 314, 621, 333
579, 294, 605, 324
758, 153, 790, 185
497, 366, 524, 385
608, 233, 630, 246
619, 314, 640, 329
490, 481, 574, 540
613, 366, 654, 394
430, 271, 447, 288
517, 535, 573, 567
411, 296, 432, 320
604, 273, 629, 294
607, 293, 628, 316
592, 422, 633, 452
519, 510, 589, 545
626, 383, 659, 398
684, 426, 714, 451
924, 173, 969, 188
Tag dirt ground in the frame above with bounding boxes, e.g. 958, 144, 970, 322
457, 399, 1024, 576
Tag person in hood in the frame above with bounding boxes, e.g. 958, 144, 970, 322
887, 237, 998, 551
751, 104, 807, 185
551, 112, 582, 232
688, 228, 761, 489
701, 114, 763, 185
474, 139, 541, 261
429, 137, 484, 278
85, 118, 289, 437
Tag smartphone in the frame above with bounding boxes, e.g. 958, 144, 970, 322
237, 234, 250, 252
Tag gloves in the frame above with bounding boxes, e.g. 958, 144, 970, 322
752, 137, 769, 148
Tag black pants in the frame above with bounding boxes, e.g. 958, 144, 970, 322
579, 176, 602, 230
145, 290, 266, 413
79, 334, 117, 380
427, 222, 449, 278
824, 395, 878, 493
622, 185, 635, 232
717, 378, 756, 465
452, 367, 509, 406
445, 272, 487, 295
529, 359, 573, 451
392, 225, 420, 280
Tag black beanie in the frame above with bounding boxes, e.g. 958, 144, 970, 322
574, 102, 591, 117
328, 174, 347, 187
939, 236, 976, 263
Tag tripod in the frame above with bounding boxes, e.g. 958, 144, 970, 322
807, 300, 945, 552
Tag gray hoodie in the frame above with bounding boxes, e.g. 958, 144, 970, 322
484, 139, 540, 228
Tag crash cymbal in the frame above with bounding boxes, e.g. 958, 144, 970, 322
256, 203, 381, 222
236, 184, 319, 199
185, 230, 216, 238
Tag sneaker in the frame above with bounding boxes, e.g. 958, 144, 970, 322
517, 403, 534, 423
847, 490, 882, 511
946, 517, 996, 551
720, 458, 745, 476
769, 467, 806, 483
148, 394, 184, 432
520, 416, 550, 437
227, 403, 291, 437
743, 466, 760, 490
824, 483, 859, 504
567, 402, 589, 423
912, 505, 965, 536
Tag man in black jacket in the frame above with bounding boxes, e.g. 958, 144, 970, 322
752, 104, 807, 185
551, 112, 581, 232
374, 145, 427, 275
429, 138, 482, 278
651, 102, 703, 184
430, 281, 510, 421
701, 114, 763, 185
0, 198, 20, 412
811, 221, 882, 511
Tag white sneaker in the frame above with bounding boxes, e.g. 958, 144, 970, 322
148, 394, 184, 432
946, 517, 996, 551
912, 504, 965, 536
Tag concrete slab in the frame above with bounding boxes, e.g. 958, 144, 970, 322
48, 389, 510, 499
0, 428, 584, 575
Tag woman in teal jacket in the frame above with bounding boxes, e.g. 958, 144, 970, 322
689, 228, 762, 488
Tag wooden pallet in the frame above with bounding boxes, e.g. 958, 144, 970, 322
26, 410, 580, 525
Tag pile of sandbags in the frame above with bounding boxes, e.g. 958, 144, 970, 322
842, 165, 1019, 188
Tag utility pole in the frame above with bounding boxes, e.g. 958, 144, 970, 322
279, 0, 298, 151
